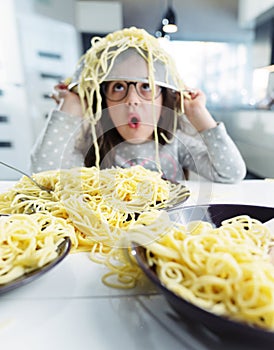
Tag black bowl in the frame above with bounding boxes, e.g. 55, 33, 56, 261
132, 204, 274, 347
167, 203, 274, 227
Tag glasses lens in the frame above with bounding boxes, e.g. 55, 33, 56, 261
103, 81, 127, 101
103, 81, 162, 101
136, 82, 161, 100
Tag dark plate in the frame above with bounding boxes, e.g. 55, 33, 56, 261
132, 204, 274, 346
0, 237, 71, 295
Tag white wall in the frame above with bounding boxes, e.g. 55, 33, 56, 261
0, 0, 80, 179
76, 1, 122, 33
239, 0, 274, 27
15, 0, 123, 32
15, 0, 76, 25
0, 0, 32, 179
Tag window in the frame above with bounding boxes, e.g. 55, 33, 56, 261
159, 39, 252, 108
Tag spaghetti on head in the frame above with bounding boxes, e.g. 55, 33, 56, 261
67, 27, 188, 170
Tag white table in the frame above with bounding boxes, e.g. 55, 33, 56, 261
1, 180, 274, 350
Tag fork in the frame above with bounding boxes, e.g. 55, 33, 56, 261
0, 161, 52, 193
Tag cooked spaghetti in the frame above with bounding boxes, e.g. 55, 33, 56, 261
0, 213, 76, 284
144, 215, 274, 331
0, 165, 189, 256
0, 165, 189, 287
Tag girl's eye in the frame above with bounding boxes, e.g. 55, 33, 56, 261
141, 83, 151, 92
113, 83, 125, 92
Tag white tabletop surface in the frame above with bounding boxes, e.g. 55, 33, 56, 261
1, 179, 274, 350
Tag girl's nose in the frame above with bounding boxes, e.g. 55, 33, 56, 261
125, 84, 140, 105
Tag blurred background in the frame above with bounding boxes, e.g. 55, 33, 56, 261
1, 0, 274, 179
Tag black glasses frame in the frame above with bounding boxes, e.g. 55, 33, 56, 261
102, 81, 162, 102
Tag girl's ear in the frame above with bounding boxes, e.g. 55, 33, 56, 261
172, 91, 183, 114
174, 90, 181, 103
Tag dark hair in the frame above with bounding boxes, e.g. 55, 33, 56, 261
84, 87, 180, 168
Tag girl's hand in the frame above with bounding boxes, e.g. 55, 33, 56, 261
183, 88, 217, 132
51, 83, 83, 118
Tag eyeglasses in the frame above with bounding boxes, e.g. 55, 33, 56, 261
102, 81, 162, 102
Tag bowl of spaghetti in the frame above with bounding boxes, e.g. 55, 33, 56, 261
132, 204, 274, 344
0, 213, 73, 294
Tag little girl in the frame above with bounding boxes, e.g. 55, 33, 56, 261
30, 27, 246, 183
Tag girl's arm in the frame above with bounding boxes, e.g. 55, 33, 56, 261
180, 89, 246, 183
177, 124, 247, 183
30, 85, 89, 174
183, 89, 217, 132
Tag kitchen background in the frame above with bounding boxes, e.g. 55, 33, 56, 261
0, 0, 274, 180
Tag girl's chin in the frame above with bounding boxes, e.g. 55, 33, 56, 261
125, 138, 150, 144
117, 126, 154, 144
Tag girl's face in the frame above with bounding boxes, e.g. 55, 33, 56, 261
105, 82, 163, 144
103, 53, 163, 144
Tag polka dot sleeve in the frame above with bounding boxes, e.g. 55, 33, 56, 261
175, 122, 246, 183
199, 122, 247, 182
30, 110, 88, 174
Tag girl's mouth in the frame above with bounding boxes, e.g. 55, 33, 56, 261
128, 115, 141, 129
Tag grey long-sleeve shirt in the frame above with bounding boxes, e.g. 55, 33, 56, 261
30, 109, 246, 183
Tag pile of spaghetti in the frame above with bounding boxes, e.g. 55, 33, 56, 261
0, 165, 189, 216
144, 215, 274, 331
0, 213, 76, 284
0, 165, 189, 286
